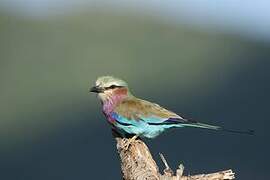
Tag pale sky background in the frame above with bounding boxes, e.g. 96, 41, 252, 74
1, 0, 270, 42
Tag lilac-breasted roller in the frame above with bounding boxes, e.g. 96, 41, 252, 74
90, 76, 253, 139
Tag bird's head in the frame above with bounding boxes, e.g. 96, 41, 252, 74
90, 76, 130, 102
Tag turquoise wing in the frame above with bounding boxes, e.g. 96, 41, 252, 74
110, 98, 220, 138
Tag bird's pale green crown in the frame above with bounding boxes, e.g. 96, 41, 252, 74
95, 76, 128, 89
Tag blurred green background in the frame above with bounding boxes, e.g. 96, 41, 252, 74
0, 2, 269, 180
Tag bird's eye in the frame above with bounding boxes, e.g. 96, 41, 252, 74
104, 85, 119, 90
109, 85, 117, 89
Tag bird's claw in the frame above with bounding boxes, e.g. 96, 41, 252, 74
122, 135, 139, 150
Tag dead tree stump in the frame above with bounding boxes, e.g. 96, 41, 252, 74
115, 137, 235, 180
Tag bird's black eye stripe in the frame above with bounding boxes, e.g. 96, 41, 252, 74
104, 85, 123, 90
109, 85, 118, 89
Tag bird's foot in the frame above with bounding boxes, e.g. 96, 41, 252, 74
122, 135, 139, 150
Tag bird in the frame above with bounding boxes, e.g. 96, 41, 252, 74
90, 76, 253, 140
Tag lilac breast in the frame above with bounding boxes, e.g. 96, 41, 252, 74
102, 100, 117, 124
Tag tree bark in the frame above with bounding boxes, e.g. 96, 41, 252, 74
115, 137, 235, 180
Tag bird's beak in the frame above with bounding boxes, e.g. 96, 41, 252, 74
89, 86, 103, 93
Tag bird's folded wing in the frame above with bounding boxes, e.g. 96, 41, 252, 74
113, 98, 188, 125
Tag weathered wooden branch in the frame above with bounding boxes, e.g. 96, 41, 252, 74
115, 137, 235, 180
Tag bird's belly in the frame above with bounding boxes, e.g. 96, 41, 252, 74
114, 122, 172, 139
